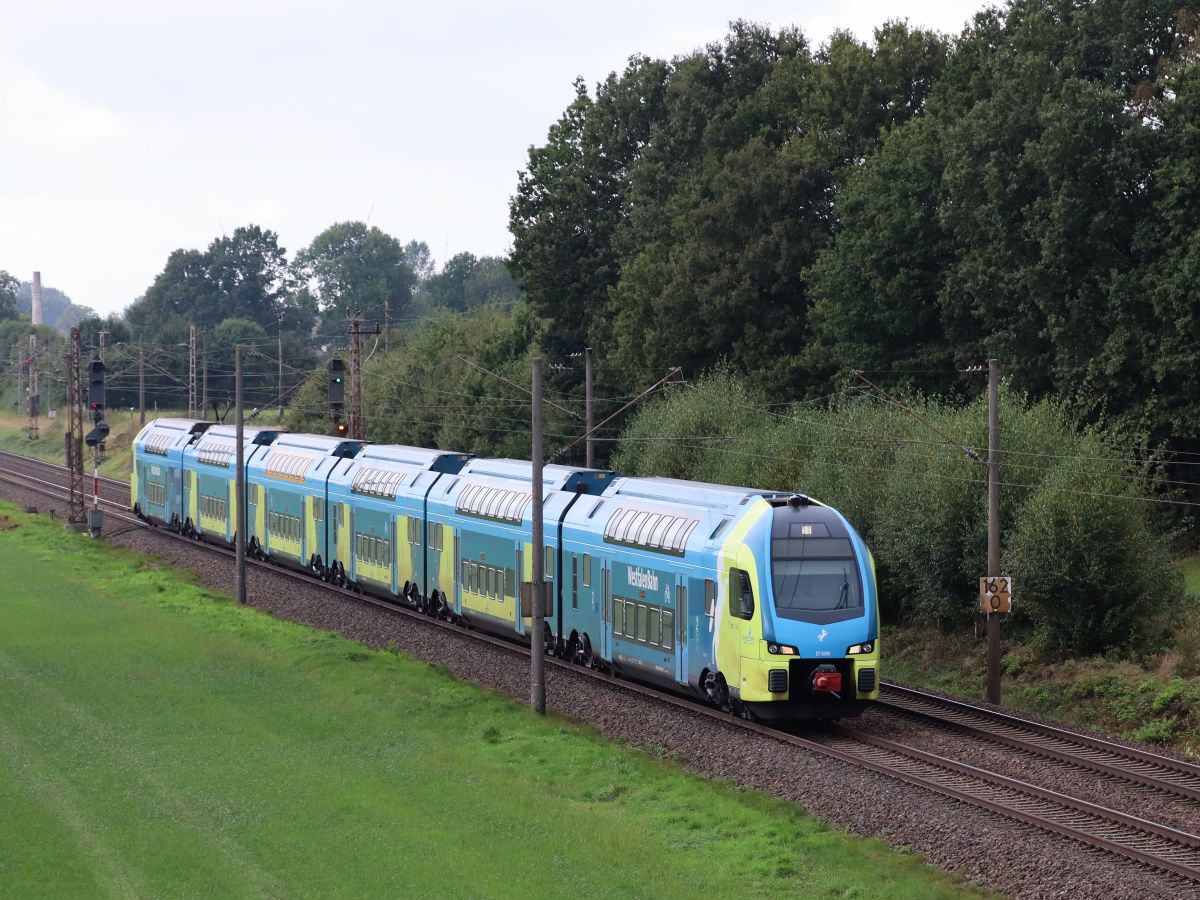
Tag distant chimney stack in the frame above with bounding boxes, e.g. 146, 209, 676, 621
31, 271, 43, 326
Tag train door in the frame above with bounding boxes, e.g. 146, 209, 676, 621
599, 561, 611, 660
720, 566, 748, 695
172, 465, 183, 524
675, 575, 687, 685
187, 470, 198, 531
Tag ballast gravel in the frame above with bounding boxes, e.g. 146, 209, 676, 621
4, 479, 1196, 900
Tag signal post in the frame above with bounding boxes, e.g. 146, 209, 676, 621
84, 355, 109, 537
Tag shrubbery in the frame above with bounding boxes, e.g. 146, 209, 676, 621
614, 371, 1183, 656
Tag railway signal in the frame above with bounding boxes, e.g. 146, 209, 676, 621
329, 357, 345, 408
87, 357, 105, 421
329, 357, 347, 436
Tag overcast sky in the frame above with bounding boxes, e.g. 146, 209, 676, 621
1, 0, 989, 318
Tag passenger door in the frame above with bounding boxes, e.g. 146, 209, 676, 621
674, 575, 687, 685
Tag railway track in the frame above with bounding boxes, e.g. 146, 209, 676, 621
2, 446, 1198, 887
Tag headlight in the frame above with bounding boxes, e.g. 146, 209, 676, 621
767, 642, 798, 655
846, 642, 874, 655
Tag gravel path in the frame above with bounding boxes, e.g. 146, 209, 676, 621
5, 479, 1197, 899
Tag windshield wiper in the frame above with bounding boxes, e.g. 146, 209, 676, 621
834, 568, 850, 610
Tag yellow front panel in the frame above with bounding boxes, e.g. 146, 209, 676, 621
188, 471, 198, 524
130, 456, 139, 507
254, 486, 265, 538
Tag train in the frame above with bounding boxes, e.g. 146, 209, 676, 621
131, 418, 880, 720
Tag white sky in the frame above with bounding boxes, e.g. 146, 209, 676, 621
0, 0, 989, 317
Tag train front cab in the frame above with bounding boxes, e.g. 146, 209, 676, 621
722, 494, 880, 721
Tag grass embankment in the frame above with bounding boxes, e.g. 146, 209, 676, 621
0, 503, 978, 898
0, 410, 140, 482
887, 613, 1200, 757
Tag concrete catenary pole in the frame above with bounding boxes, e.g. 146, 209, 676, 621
138, 340, 146, 426
531, 357, 546, 714
31, 271, 43, 326
986, 358, 1001, 704
235, 346, 247, 605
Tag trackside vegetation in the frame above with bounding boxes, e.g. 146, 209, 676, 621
0, 503, 979, 898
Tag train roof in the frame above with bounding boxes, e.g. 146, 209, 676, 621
133, 418, 213, 455
264, 432, 363, 458
193, 424, 282, 446
458, 458, 615, 495
356, 443, 472, 474
603, 476, 793, 512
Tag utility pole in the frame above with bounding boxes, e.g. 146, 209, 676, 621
585, 347, 595, 468
137, 341, 146, 426
26, 334, 40, 440
986, 358, 1002, 705
201, 337, 208, 418
65, 328, 85, 526
188, 324, 197, 417
346, 315, 377, 441
14, 341, 22, 416
349, 315, 363, 440
382, 296, 390, 353
277, 314, 285, 422
530, 357, 546, 714
235, 346, 246, 605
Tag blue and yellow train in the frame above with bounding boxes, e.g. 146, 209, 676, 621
132, 418, 880, 720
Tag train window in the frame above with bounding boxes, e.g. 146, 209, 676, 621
461, 559, 469, 585
648, 607, 661, 647
571, 555, 578, 609
637, 605, 649, 642
675, 520, 699, 552
544, 546, 554, 580
704, 580, 716, 616
623, 511, 649, 542
648, 516, 672, 547
313, 498, 323, 523
504, 568, 515, 597
663, 610, 675, 647
637, 514, 663, 545
660, 517, 685, 549
730, 569, 754, 620
582, 554, 591, 587
487, 567, 496, 599
606, 508, 633, 540
616, 599, 628, 636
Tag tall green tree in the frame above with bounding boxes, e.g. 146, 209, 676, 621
0, 270, 18, 320
292, 222, 414, 329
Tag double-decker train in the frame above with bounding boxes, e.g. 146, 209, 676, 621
132, 418, 880, 720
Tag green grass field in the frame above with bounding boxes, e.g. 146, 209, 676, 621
0, 503, 977, 898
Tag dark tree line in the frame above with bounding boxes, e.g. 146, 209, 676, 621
509, 1, 1200, 498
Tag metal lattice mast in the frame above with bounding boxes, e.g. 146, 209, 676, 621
65, 328, 85, 524
188, 324, 197, 417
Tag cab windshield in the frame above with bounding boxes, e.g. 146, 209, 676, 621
771, 536, 862, 621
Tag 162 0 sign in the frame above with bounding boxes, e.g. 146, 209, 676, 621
979, 576, 1013, 614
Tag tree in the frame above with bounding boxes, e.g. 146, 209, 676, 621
403, 240, 435, 282
292, 222, 415, 328
0, 270, 17, 320
205, 225, 295, 331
